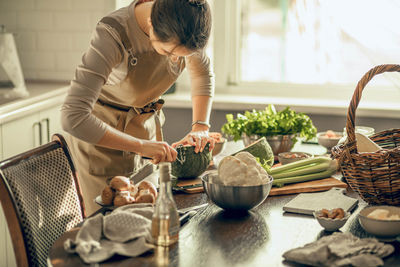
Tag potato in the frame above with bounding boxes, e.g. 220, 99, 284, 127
101, 186, 115, 206
110, 176, 131, 191
113, 191, 135, 207
135, 189, 155, 204
138, 180, 158, 198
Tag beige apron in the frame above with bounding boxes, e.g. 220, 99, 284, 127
67, 16, 184, 214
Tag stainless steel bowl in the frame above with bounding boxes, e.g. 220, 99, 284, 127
201, 172, 273, 211
242, 134, 295, 155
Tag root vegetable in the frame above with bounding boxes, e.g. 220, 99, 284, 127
101, 186, 115, 206
110, 176, 131, 191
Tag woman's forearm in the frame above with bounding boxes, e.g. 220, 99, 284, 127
96, 127, 177, 163
191, 95, 213, 132
97, 127, 142, 153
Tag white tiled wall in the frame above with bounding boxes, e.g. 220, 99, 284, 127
0, 0, 116, 81
0, 1, 120, 265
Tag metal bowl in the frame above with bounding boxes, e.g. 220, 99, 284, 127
242, 134, 294, 155
278, 151, 312, 165
212, 138, 227, 157
201, 172, 273, 211
317, 131, 343, 151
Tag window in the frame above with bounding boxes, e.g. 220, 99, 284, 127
211, 0, 400, 106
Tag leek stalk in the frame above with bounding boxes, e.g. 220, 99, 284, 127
269, 157, 338, 187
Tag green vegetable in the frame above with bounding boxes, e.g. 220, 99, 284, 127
267, 157, 337, 187
232, 137, 274, 168
171, 144, 212, 178
269, 157, 332, 178
221, 104, 317, 144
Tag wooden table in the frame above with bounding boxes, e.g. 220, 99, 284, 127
48, 141, 400, 266
49, 190, 400, 267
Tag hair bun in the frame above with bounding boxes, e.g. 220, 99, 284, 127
188, 0, 206, 7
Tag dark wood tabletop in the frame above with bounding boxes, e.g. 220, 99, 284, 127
49, 189, 400, 267
48, 141, 400, 266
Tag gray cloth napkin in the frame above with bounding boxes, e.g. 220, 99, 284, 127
283, 232, 394, 267
64, 203, 155, 264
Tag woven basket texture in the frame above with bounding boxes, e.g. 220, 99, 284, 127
332, 64, 400, 205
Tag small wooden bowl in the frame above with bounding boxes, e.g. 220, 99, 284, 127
278, 152, 312, 165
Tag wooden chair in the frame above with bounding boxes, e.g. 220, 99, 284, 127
0, 134, 86, 267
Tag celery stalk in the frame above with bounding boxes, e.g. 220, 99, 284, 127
272, 160, 338, 187
269, 156, 332, 175
271, 162, 330, 179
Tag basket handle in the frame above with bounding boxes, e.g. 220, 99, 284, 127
345, 64, 400, 148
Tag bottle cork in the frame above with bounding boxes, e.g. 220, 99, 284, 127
159, 162, 171, 182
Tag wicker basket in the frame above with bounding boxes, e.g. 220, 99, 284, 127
331, 64, 400, 205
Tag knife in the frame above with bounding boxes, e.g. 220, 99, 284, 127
174, 184, 203, 190
178, 203, 208, 215
179, 210, 197, 226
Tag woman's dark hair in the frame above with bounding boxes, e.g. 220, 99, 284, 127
151, 0, 212, 51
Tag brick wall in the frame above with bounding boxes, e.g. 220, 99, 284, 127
0, 0, 116, 81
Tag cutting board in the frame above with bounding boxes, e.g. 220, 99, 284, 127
269, 177, 347, 196
283, 187, 359, 215
175, 178, 204, 193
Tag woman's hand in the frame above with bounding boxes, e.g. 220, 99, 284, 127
172, 131, 215, 153
137, 140, 178, 165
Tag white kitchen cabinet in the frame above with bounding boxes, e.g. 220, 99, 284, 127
0, 206, 6, 267
0, 125, 2, 160
2, 112, 41, 159
0, 126, 5, 267
5, 227, 16, 267
39, 105, 64, 143
2, 104, 63, 159
0, 126, 16, 267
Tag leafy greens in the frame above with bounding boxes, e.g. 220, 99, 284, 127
221, 104, 317, 142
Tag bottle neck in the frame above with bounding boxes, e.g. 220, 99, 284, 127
159, 180, 173, 197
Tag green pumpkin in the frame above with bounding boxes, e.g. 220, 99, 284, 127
171, 144, 212, 178
232, 137, 274, 168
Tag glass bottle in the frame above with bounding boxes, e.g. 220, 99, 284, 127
151, 162, 180, 246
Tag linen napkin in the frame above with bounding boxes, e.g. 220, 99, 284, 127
64, 203, 155, 264
283, 232, 394, 267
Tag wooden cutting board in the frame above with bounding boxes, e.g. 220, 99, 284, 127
283, 187, 359, 215
175, 178, 204, 193
269, 177, 347, 196
175, 176, 346, 195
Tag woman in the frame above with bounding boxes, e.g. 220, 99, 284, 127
61, 0, 214, 214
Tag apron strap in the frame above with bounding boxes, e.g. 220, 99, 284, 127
99, 16, 164, 141
134, 99, 164, 142
100, 16, 132, 51
99, 16, 138, 67
154, 112, 164, 142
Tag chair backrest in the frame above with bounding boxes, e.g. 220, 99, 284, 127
0, 134, 86, 267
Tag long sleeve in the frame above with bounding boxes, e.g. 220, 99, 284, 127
186, 50, 215, 97
61, 23, 123, 144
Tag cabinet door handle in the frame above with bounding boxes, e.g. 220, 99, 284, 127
41, 118, 50, 143
33, 122, 42, 146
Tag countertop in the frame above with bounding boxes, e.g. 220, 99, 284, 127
162, 91, 400, 119
0, 81, 69, 124
2, 80, 398, 126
